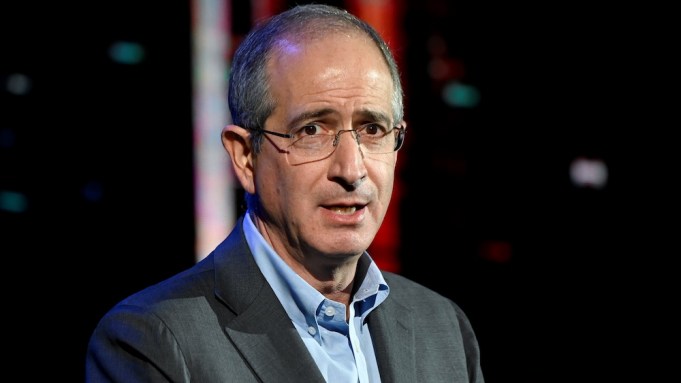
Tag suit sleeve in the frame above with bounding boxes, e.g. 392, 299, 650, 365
451, 301, 485, 383
86, 304, 190, 383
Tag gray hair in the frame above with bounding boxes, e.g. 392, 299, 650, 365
228, 3, 404, 154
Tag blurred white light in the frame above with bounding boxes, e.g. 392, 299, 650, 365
6, 73, 32, 95
192, 0, 233, 261
570, 157, 608, 189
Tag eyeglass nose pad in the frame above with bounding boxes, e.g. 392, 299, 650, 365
332, 129, 360, 147
353, 131, 361, 145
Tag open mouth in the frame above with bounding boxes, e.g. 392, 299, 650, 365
328, 205, 362, 214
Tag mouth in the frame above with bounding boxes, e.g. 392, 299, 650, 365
329, 206, 358, 214
325, 203, 366, 215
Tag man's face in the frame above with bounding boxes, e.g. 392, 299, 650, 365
254, 32, 400, 262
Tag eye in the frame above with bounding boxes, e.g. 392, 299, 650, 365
302, 124, 321, 136
362, 124, 387, 136
290, 124, 323, 139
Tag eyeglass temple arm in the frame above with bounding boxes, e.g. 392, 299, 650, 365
245, 127, 292, 139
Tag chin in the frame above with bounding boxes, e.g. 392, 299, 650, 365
324, 239, 372, 257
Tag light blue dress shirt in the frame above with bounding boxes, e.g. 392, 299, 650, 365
243, 212, 390, 383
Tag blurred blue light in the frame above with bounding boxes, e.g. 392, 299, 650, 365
109, 41, 145, 65
442, 81, 480, 108
82, 180, 103, 202
0, 128, 16, 148
0, 190, 28, 213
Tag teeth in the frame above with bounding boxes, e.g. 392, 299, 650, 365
330, 206, 357, 214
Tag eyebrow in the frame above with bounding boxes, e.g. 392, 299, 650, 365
286, 108, 393, 131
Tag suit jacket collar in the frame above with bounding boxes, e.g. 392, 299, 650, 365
211, 217, 326, 383
209, 216, 415, 382
368, 295, 416, 383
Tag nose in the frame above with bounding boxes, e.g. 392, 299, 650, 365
328, 129, 367, 188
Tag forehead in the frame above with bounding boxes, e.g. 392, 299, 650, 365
266, 31, 393, 115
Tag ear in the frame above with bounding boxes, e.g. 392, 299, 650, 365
393, 120, 407, 167
221, 125, 256, 194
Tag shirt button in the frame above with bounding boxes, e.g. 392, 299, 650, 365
324, 306, 336, 316
307, 326, 316, 336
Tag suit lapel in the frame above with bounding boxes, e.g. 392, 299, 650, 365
225, 294, 325, 383
369, 295, 416, 383
211, 219, 325, 383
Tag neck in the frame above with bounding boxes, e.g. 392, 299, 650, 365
252, 211, 360, 306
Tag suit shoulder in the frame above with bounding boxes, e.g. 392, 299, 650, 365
381, 271, 468, 312
380, 271, 479, 334
111, 254, 216, 311
381, 271, 448, 300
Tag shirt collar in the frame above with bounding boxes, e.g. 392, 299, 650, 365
242, 211, 389, 329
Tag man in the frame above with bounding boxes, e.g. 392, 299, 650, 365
86, 4, 484, 382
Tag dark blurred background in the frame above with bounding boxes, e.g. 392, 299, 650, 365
2, 0, 670, 381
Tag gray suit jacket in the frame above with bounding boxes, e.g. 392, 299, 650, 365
86, 217, 484, 382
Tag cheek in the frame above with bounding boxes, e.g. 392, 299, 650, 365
254, 157, 284, 198
370, 159, 396, 189
256, 160, 304, 208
